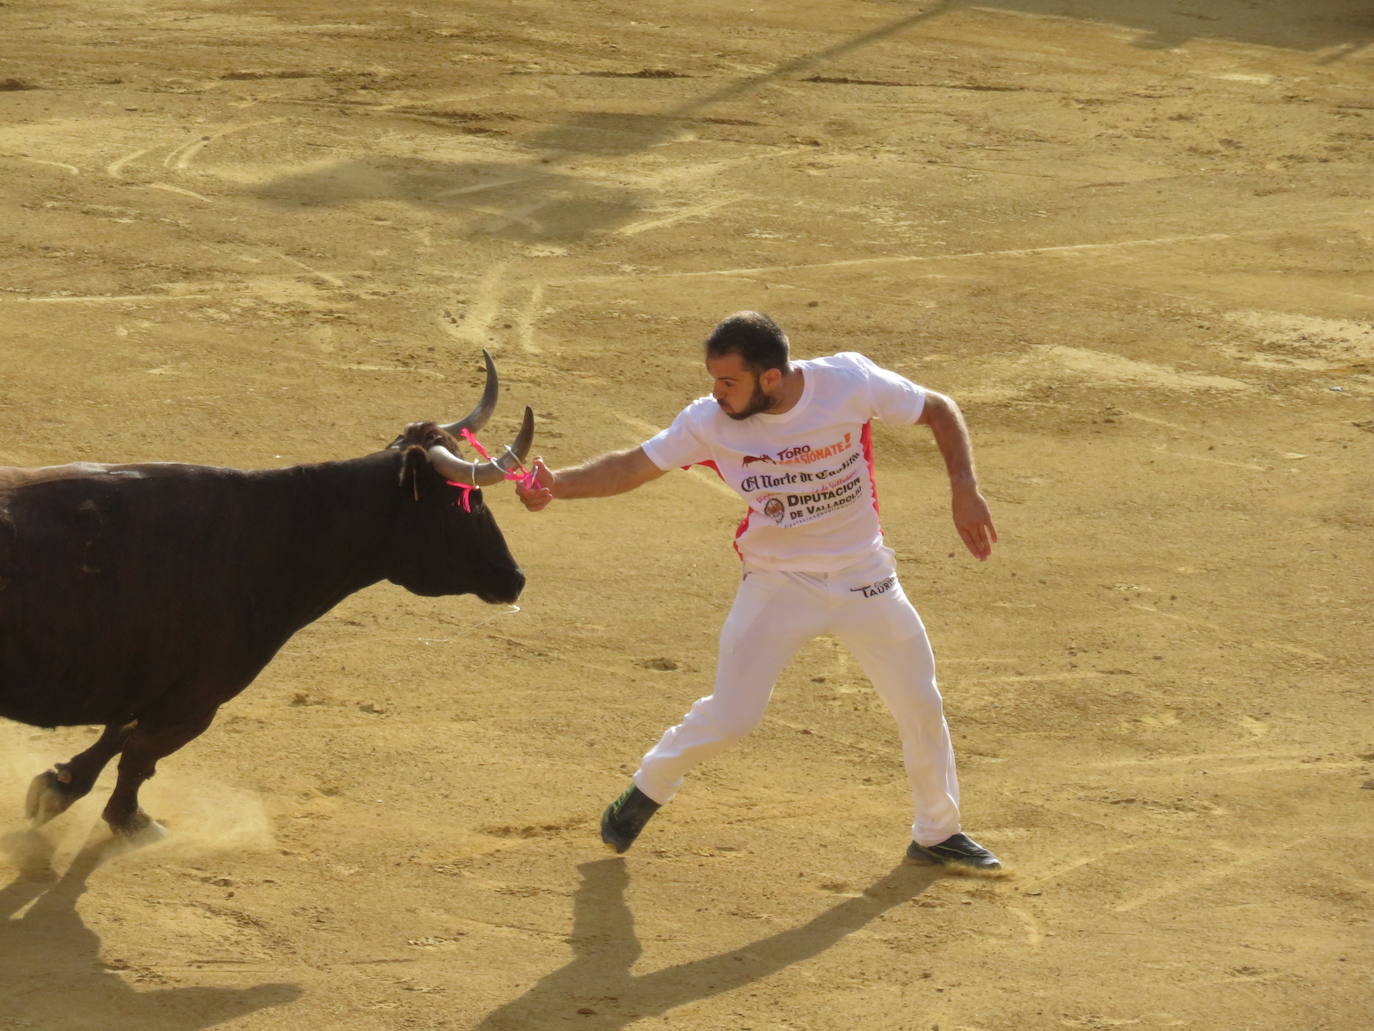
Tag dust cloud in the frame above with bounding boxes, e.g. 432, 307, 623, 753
0, 723, 273, 872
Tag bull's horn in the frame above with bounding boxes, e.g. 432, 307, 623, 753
438, 349, 499, 438
385, 349, 501, 450
426, 406, 536, 488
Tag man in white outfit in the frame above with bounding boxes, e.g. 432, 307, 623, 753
516, 311, 1001, 871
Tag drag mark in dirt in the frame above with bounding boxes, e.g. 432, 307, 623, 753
106, 145, 216, 202
1123, 411, 1262, 447
1006, 905, 1044, 948
8, 155, 79, 175
4, 293, 213, 304
431, 175, 539, 201
770, 718, 901, 760
333, 362, 443, 378
144, 182, 213, 204
1112, 841, 1300, 913
1082, 749, 1315, 771
1036, 345, 1256, 394
1151, 446, 1268, 471
1022, 842, 1151, 890
959, 670, 1121, 686
443, 273, 553, 354
515, 282, 544, 354
466, 203, 545, 233
106, 146, 156, 179
273, 251, 346, 288
1127, 603, 1330, 661
163, 119, 286, 171
441, 262, 511, 347
104, 120, 284, 196
618, 198, 737, 237
609, 226, 1357, 283
645, 147, 818, 189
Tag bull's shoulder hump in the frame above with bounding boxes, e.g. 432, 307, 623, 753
0, 461, 245, 493
0, 462, 121, 491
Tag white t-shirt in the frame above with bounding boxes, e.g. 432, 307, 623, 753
641, 352, 926, 572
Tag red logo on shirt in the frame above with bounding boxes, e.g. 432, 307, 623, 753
777, 434, 852, 466
741, 454, 776, 466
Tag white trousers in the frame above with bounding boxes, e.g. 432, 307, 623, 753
633, 550, 962, 847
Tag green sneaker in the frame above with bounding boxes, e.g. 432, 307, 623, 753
600, 784, 661, 854
906, 832, 1002, 871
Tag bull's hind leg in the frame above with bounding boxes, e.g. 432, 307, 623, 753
26, 722, 134, 826
101, 710, 215, 844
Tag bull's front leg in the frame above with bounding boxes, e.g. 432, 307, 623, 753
101, 710, 216, 844
26, 721, 134, 826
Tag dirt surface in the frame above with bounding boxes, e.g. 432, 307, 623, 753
2, 2, 1372, 1029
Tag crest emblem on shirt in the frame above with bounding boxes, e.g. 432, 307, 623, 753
762, 496, 786, 525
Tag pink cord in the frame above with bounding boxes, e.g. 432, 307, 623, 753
461, 428, 539, 490
446, 429, 538, 511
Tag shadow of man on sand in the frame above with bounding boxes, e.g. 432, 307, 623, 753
0, 830, 301, 1031
251, 6, 957, 242
475, 857, 942, 1030
251, 1, 1368, 242
963, 0, 1372, 57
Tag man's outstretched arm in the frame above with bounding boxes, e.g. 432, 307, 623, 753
516, 447, 667, 512
916, 391, 998, 561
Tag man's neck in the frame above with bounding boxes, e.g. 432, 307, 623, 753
767, 366, 805, 415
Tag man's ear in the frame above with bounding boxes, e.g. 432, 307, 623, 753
759, 367, 783, 392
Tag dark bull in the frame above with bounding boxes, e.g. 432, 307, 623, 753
0, 351, 532, 843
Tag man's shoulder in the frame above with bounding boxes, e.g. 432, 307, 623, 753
803, 351, 879, 375
677, 394, 719, 420
663, 395, 723, 435
800, 352, 882, 390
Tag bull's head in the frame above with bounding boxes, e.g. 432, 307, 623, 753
383, 351, 532, 604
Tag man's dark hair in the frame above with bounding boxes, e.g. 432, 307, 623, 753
705, 311, 790, 374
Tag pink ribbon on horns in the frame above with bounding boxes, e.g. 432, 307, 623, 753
444, 428, 540, 512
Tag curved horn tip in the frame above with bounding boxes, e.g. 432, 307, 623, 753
512, 405, 535, 460
437, 349, 500, 437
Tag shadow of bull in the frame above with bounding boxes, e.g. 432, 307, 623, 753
0, 831, 302, 1031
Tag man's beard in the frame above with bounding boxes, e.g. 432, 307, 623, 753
722, 381, 773, 421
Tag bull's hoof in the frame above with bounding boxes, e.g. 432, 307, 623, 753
110, 810, 168, 848
25, 770, 75, 827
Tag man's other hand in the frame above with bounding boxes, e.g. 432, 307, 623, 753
952, 485, 997, 561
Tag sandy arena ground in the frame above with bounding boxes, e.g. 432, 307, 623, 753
2, 2, 1372, 1029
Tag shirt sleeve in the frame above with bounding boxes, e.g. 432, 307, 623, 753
846, 352, 926, 423
640, 400, 714, 470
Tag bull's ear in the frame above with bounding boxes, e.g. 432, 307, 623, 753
0, 508, 15, 590
398, 445, 430, 500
